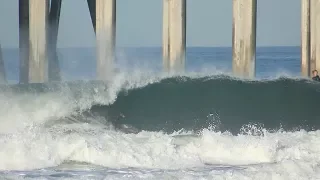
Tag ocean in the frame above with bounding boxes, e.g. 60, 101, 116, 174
1, 46, 320, 180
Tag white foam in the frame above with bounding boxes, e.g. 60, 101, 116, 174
0, 70, 168, 133
1, 124, 320, 178
0, 69, 249, 134
0, 70, 317, 179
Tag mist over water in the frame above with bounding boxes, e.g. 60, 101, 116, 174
0, 47, 319, 179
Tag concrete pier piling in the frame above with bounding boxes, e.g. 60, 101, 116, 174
48, 0, 62, 81
301, 0, 311, 77
9, 1, 316, 83
162, 0, 170, 71
87, 0, 96, 32
302, 0, 320, 77
313, 0, 320, 73
96, 0, 116, 81
19, 0, 30, 84
309, 0, 320, 75
232, 0, 257, 78
0, 44, 6, 83
28, 0, 49, 83
310, 0, 317, 75
162, 0, 186, 73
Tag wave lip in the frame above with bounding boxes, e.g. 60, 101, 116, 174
4, 73, 319, 134
0, 72, 319, 177
89, 75, 320, 134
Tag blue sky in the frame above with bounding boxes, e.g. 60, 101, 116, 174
0, 0, 300, 48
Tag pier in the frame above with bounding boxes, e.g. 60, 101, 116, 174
163, 0, 186, 73
0, 0, 316, 83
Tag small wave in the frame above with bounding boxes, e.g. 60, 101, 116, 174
1, 123, 320, 172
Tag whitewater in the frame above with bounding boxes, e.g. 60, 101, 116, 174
0, 67, 319, 180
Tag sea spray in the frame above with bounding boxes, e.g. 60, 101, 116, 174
2, 123, 320, 173
0, 70, 168, 133
0, 72, 319, 180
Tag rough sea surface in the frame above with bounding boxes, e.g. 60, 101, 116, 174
1, 46, 319, 180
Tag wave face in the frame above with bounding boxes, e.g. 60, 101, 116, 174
89, 76, 320, 134
0, 73, 320, 179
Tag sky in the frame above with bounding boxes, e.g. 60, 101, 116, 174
0, 0, 300, 48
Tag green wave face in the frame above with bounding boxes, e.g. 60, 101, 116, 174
90, 77, 320, 134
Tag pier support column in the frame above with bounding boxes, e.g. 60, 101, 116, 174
96, 0, 116, 81
313, 0, 320, 73
87, 0, 96, 32
0, 44, 6, 83
162, 0, 170, 71
162, 0, 186, 73
29, 0, 49, 83
48, 0, 62, 81
19, 0, 29, 84
310, 0, 316, 74
310, 0, 318, 74
301, 0, 311, 77
232, 0, 257, 78
309, 0, 320, 75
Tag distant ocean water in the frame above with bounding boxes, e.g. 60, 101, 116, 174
1, 46, 320, 180
2, 46, 301, 82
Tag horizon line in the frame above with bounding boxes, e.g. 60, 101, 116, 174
1, 45, 300, 49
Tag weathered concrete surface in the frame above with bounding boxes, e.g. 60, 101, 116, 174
29, 0, 49, 83
0, 44, 6, 83
301, 0, 311, 77
162, 0, 170, 71
87, 0, 96, 32
19, 0, 30, 83
310, 0, 317, 74
314, 0, 320, 73
48, 0, 62, 81
96, 0, 116, 81
162, 0, 186, 73
232, 0, 257, 78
